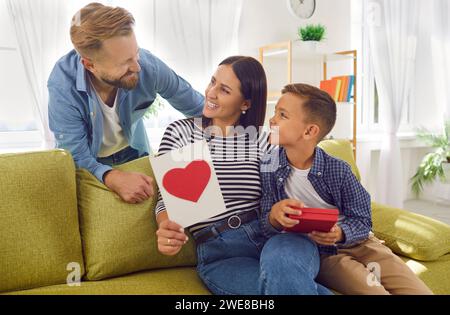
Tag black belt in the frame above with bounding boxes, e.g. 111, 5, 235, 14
193, 211, 258, 245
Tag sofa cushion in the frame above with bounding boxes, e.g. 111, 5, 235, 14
318, 139, 361, 181
4, 267, 210, 295
77, 155, 197, 281
372, 202, 450, 261
400, 254, 450, 295
0, 150, 85, 293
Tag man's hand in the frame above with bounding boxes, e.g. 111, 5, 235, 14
104, 169, 154, 204
156, 215, 189, 256
308, 224, 343, 246
269, 199, 305, 230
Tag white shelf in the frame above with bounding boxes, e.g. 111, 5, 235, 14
262, 41, 355, 62
267, 91, 355, 105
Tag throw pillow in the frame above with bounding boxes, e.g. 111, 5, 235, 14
77, 155, 197, 280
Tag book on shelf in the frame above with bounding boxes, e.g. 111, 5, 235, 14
320, 75, 354, 103
333, 76, 347, 102
347, 75, 355, 102
319, 79, 340, 102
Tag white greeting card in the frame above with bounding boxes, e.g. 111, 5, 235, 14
149, 140, 226, 227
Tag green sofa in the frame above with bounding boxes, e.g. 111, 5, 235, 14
1, 140, 449, 295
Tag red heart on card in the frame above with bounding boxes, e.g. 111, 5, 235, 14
162, 160, 211, 203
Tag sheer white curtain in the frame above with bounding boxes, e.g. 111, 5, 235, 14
432, 0, 450, 122
6, 0, 71, 149
367, 0, 420, 207
152, 0, 243, 91
7, 0, 242, 149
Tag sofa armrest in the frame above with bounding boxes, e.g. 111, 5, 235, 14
371, 202, 450, 261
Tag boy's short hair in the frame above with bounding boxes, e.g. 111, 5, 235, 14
282, 83, 337, 141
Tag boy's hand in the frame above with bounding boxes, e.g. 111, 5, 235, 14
269, 199, 305, 230
308, 224, 343, 246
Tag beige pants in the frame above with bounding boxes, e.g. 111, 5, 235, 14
316, 236, 433, 295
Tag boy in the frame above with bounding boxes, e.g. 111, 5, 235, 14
260, 83, 432, 295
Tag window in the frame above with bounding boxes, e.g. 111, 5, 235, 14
0, 0, 42, 153
352, 0, 413, 134
0, 0, 37, 133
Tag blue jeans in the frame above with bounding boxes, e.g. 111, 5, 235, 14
196, 218, 332, 295
96, 146, 148, 166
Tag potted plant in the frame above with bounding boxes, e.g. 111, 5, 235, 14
298, 24, 326, 51
144, 94, 165, 119
410, 121, 450, 197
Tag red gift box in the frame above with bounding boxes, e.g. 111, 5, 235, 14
285, 207, 339, 234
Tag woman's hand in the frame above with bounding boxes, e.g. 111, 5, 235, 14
268, 199, 304, 230
156, 211, 189, 256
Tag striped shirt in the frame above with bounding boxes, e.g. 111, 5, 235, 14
155, 118, 271, 234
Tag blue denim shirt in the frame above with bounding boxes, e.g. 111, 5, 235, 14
260, 146, 372, 255
48, 49, 204, 182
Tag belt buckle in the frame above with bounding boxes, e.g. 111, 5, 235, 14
227, 215, 242, 229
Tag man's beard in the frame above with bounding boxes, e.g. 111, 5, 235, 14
100, 71, 139, 90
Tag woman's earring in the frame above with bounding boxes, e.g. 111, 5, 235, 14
242, 110, 247, 115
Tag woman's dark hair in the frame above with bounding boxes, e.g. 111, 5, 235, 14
202, 56, 267, 130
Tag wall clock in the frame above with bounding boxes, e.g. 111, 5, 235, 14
287, 0, 316, 19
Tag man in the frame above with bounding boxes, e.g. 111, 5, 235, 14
48, 3, 204, 204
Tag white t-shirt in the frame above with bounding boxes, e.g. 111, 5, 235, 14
285, 164, 344, 224
90, 81, 129, 158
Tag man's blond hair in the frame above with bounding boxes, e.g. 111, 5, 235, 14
70, 2, 135, 57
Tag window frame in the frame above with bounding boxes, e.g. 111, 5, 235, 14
0, 130, 42, 153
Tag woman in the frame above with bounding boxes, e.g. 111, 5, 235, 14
155, 56, 330, 295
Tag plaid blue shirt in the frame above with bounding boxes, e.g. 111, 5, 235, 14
259, 146, 372, 255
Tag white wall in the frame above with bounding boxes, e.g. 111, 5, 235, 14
356, 138, 436, 203
238, 0, 352, 58
237, 0, 353, 128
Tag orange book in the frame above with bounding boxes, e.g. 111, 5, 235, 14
320, 79, 339, 101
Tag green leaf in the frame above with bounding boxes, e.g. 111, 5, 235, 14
410, 122, 450, 196
144, 94, 166, 119
298, 24, 326, 41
